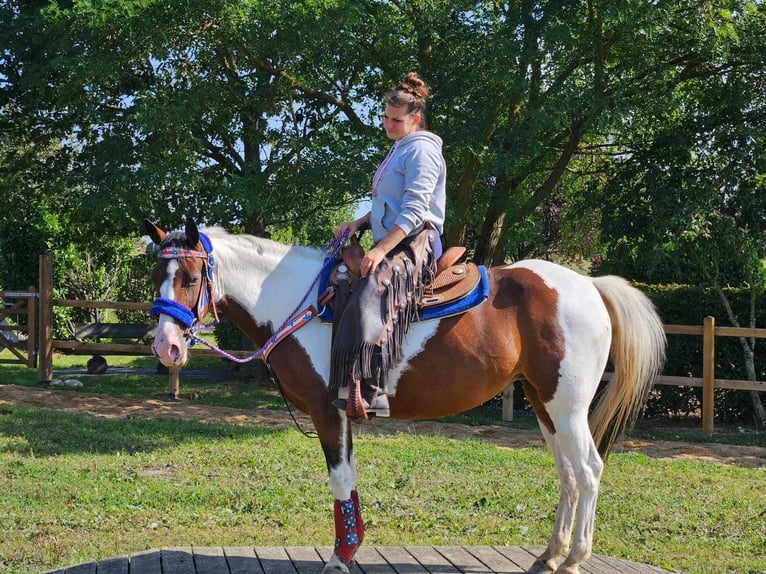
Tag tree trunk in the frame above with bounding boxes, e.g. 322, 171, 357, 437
710, 274, 766, 429
473, 177, 517, 264
444, 99, 505, 249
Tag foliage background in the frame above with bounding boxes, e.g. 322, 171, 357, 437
1, 0, 765, 423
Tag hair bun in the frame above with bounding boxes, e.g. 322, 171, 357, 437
400, 72, 429, 100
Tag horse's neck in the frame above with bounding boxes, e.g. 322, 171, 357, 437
211, 232, 324, 327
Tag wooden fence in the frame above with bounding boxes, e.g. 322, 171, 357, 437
0, 288, 37, 368
502, 316, 766, 434
33, 253, 253, 398
2, 254, 763, 432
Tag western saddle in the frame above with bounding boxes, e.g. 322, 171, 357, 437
320, 235, 479, 312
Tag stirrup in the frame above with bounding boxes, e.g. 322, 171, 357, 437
332, 383, 390, 420
365, 393, 390, 417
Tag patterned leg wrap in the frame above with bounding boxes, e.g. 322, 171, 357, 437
334, 490, 365, 563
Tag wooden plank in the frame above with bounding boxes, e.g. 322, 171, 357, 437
129, 549, 162, 574
714, 379, 766, 391
65, 562, 97, 574
464, 547, 524, 573
51, 340, 155, 355
662, 324, 702, 335
375, 547, 430, 574
315, 546, 365, 574
38, 253, 53, 382
703, 315, 716, 435
73, 323, 156, 339
161, 547, 196, 574
433, 547, 491, 573
224, 547, 263, 574
256, 547, 299, 574
284, 547, 326, 574
403, 546, 460, 574
594, 553, 647, 574
95, 555, 129, 574
354, 546, 396, 574
491, 547, 538, 571
194, 547, 230, 574
578, 554, 612, 574
52, 299, 150, 311
715, 325, 766, 338
654, 375, 702, 387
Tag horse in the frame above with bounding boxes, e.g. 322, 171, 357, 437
145, 219, 666, 574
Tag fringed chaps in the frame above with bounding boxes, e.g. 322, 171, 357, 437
329, 229, 435, 395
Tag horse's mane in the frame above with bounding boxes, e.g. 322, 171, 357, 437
200, 226, 321, 260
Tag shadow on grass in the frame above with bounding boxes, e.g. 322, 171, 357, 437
0, 404, 281, 457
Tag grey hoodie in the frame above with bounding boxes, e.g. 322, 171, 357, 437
369, 130, 446, 243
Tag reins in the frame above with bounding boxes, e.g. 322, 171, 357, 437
152, 229, 350, 364
151, 229, 350, 439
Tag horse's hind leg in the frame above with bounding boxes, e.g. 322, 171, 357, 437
528, 423, 577, 573
523, 383, 576, 573
525, 385, 603, 574
547, 413, 604, 574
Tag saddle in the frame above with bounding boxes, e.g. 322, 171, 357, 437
320, 237, 478, 311
325, 231, 487, 421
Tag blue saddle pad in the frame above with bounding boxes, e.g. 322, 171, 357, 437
317, 261, 489, 323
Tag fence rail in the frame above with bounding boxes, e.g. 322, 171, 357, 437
8, 254, 766, 434
0, 289, 38, 368
502, 315, 766, 434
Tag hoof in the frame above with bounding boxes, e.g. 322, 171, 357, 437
322, 555, 351, 574
553, 567, 579, 574
528, 558, 557, 573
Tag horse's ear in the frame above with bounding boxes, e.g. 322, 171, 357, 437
185, 218, 200, 247
144, 219, 166, 244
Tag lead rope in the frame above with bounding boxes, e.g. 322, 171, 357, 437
267, 363, 318, 438
188, 229, 350, 363
189, 230, 350, 439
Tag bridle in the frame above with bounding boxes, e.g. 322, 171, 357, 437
149, 232, 220, 332
149, 228, 349, 363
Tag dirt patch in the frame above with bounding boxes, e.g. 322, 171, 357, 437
1, 384, 764, 468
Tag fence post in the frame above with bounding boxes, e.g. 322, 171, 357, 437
27, 285, 38, 368
168, 367, 180, 400
502, 383, 514, 422
38, 253, 53, 383
702, 315, 715, 435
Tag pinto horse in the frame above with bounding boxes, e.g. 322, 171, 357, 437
145, 219, 665, 574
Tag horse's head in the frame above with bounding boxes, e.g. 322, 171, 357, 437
145, 218, 217, 367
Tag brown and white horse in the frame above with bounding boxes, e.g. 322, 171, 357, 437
145, 219, 665, 574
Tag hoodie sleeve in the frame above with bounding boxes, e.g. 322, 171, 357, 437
393, 138, 443, 235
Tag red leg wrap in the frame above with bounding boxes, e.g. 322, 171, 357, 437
334, 494, 362, 563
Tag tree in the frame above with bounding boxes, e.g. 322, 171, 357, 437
593, 1, 766, 426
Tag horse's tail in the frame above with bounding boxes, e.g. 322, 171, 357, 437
589, 276, 666, 458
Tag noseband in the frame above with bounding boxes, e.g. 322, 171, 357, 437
150, 232, 219, 329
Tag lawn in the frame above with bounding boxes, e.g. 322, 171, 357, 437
0, 352, 764, 573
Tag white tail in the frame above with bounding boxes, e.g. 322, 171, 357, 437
589, 276, 666, 455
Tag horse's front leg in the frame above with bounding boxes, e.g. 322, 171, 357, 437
317, 410, 364, 574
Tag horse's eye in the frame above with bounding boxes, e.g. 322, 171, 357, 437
183, 274, 201, 288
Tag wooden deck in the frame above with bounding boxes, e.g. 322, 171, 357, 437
42, 546, 669, 574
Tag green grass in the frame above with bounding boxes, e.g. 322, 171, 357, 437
1, 352, 765, 572
0, 405, 763, 574
0, 351, 285, 410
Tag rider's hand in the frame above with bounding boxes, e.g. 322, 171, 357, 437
361, 246, 386, 278
334, 221, 357, 239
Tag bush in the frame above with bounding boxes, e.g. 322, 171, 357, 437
642, 283, 766, 424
